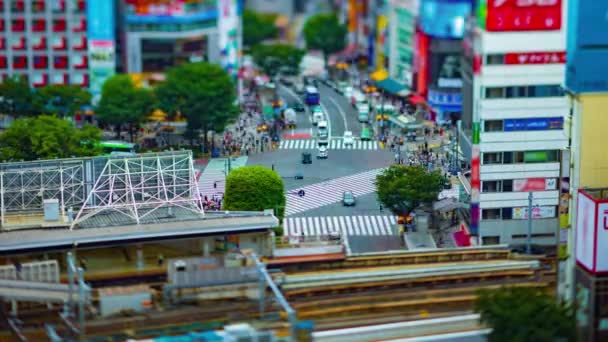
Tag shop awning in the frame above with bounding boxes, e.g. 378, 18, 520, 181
409, 94, 426, 105
376, 77, 410, 96
388, 115, 415, 128
370, 69, 388, 81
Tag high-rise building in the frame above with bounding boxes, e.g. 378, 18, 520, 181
564, 0, 608, 340
0, 0, 94, 89
460, 0, 569, 245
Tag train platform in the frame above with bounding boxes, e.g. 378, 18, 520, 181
0, 211, 278, 255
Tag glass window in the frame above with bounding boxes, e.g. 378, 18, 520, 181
503, 152, 513, 164
502, 179, 513, 192
482, 208, 501, 220
502, 207, 512, 219
513, 151, 525, 163
529, 85, 563, 98
483, 152, 502, 164
482, 181, 500, 192
506, 86, 527, 98
484, 120, 503, 132
485, 87, 505, 99
486, 54, 505, 65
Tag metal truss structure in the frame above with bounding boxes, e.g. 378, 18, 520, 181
71, 152, 204, 229
0, 151, 203, 229
0, 159, 87, 225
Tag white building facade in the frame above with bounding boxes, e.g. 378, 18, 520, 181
462, 0, 569, 245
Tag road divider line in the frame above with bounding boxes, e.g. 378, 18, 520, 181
328, 96, 349, 133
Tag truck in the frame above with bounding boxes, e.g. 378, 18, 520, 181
284, 108, 297, 128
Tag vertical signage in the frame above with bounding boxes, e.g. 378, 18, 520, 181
415, 31, 429, 96
575, 190, 596, 273
218, 0, 240, 79
470, 122, 481, 236
376, 14, 388, 70
87, 0, 116, 102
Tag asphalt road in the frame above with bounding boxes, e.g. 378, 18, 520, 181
294, 192, 386, 217
246, 148, 393, 192
317, 82, 363, 138
278, 84, 313, 137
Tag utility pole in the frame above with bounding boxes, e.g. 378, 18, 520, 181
527, 191, 533, 254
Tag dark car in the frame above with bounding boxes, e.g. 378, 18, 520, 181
301, 152, 312, 164
293, 102, 305, 112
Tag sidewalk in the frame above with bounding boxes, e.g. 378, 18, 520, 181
197, 157, 248, 207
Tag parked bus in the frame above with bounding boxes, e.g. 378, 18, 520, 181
97, 140, 137, 156
304, 86, 320, 106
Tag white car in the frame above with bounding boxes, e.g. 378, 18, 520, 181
343, 131, 354, 146
343, 86, 353, 98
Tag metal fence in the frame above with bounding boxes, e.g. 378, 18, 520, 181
0, 260, 60, 283
167, 257, 258, 287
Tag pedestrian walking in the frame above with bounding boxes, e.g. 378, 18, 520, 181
14, 259, 22, 280
158, 254, 164, 266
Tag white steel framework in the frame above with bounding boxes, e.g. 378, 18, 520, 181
71, 152, 204, 229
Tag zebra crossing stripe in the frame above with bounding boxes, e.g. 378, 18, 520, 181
283, 215, 398, 236
278, 139, 379, 151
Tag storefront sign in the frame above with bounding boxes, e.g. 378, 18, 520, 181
512, 205, 556, 219
437, 77, 463, 88
513, 178, 557, 192
575, 190, 608, 274
505, 51, 566, 64
428, 90, 462, 106
523, 151, 549, 162
504, 117, 564, 131
485, 0, 562, 32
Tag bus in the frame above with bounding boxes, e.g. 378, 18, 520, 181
97, 140, 137, 156
304, 86, 320, 106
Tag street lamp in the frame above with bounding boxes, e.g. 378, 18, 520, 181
526, 191, 540, 254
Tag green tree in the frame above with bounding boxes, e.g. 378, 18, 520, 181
34, 84, 92, 118
243, 9, 279, 48
475, 287, 576, 342
155, 62, 238, 150
0, 76, 36, 117
303, 13, 347, 66
251, 43, 305, 77
375, 165, 444, 216
0, 115, 101, 161
96, 75, 155, 141
224, 166, 286, 220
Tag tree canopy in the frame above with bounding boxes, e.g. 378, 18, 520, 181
155, 62, 238, 149
0, 115, 101, 161
34, 84, 92, 118
243, 9, 279, 48
251, 43, 305, 76
375, 165, 444, 216
0, 76, 37, 117
96, 74, 155, 139
223, 165, 286, 219
303, 13, 347, 63
475, 287, 576, 342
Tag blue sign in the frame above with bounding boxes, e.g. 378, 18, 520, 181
503, 117, 564, 132
419, 0, 472, 39
125, 10, 218, 25
87, 0, 115, 41
428, 90, 462, 106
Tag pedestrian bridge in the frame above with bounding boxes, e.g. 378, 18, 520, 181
0, 279, 81, 303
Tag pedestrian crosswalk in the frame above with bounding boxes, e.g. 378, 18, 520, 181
283, 215, 398, 236
285, 168, 385, 216
197, 157, 248, 200
279, 139, 379, 150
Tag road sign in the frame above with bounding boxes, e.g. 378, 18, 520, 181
298, 189, 305, 197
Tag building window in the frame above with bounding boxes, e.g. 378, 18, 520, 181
486, 54, 505, 65
502, 179, 513, 192
482, 236, 500, 245
482, 208, 501, 220
11, 0, 25, 12
32, 0, 45, 12
484, 120, 503, 132
530, 85, 563, 97
482, 181, 500, 192
482, 152, 502, 165
501, 207, 513, 220
506, 86, 527, 98
485, 87, 505, 98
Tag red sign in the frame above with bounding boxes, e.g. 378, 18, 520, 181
505, 51, 566, 64
487, 0, 562, 32
513, 178, 556, 192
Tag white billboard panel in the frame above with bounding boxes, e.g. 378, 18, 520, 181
596, 202, 608, 272
575, 191, 596, 272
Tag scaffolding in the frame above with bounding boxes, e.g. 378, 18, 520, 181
0, 151, 204, 229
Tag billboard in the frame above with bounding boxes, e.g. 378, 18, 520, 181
512, 205, 556, 219
504, 51, 566, 65
478, 0, 562, 32
218, 0, 240, 78
503, 117, 564, 131
513, 178, 557, 192
87, 0, 116, 100
388, 0, 417, 87
575, 189, 608, 274
419, 0, 471, 39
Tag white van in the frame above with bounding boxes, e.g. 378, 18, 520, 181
317, 120, 329, 138
312, 111, 324, 125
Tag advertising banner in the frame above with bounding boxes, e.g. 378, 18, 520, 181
513, 178, 557, 192
428, 90, 463, 106
503, 117, 564, 131
512, 205, 555, 219
87, 0, 116, 100
576, 191, 597, 272
388, 1, 417, 87
505, 51, 566, 65
218, 0, 240, 78
419, 0, 471, 39
484, 0, 562, 32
